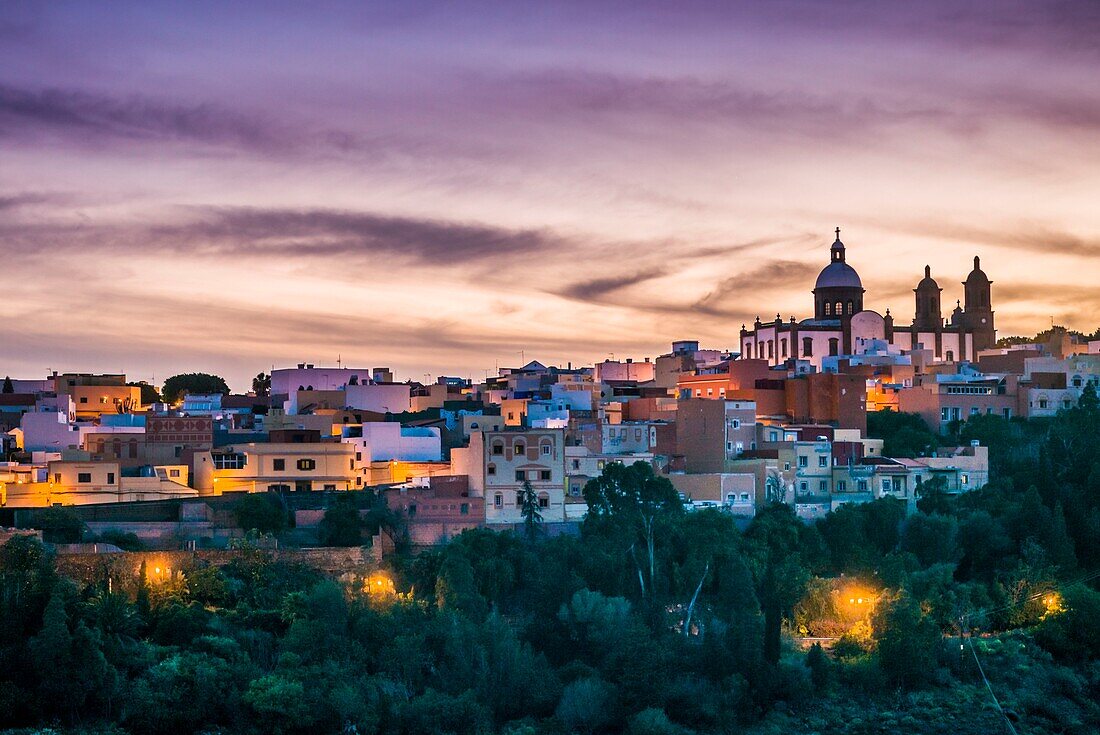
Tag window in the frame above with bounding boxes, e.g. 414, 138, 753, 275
741, 493, 750, 501
781, 338, 788, 357
492, 441, 504, 455
799, 481, 808, 493
858, 480, 868, 492
706, 388, 714, 396
54, 473, 61, 483
572, 459, 580, 470
78, 472, 92, 483
540, 470, 551, 481
515, 469, 526, 481
487, 463, 496, 476
881, 479, 892, 491
79, 397, 88, 404
296, 458, 316, 471
460, 503, 469, 515
731, 419, 740, 429
213, 453, 246, 470
784, 462, 791, 471
494, 493, 503, 508
798, 455, 808, 468
349, 459, 355, 470
828, 338, 839, 356
961, 474, 970, 485
818, 456, 828, 467
515, 493, 523, 507
514, 441, 526, 455
819, 480, 828, 493
847, 300, 854, 315
837, 480, 847, 492
824, 302, 832, 316
323, 484, 336, 491
803, 337, 813, 356
946, 350, 954, 362
273, 458, 285, 471
107, 472, 115, 484
538, 492, 550, 508
541, 443, 551, 455
355, 452, 362, 461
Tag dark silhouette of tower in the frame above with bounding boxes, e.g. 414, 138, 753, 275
913, 265, 942, 331
962, 256, 995, 351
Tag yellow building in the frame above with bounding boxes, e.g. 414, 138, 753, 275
195, 441, 357, 494
0, 460, 195, 507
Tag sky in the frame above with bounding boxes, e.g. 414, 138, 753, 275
2, 1, 1099, 391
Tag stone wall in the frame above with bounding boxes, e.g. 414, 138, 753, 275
54, 544, 382, 585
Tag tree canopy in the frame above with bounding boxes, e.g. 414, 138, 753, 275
162, 372, 230, 403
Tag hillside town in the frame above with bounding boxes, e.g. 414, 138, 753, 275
4, 234, 1098, 551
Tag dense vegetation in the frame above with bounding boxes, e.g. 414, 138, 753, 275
2, 389, 1100, 734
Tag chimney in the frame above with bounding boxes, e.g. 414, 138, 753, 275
297, 363, 305, 369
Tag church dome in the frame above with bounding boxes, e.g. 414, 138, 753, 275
815, 261, 863, 289
814, 231, 863, 290
965, 256, 989, 284
916, 265, 940, 292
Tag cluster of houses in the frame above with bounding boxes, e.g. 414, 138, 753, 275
2, 235, 1098, 546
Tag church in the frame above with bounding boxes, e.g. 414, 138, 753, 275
738, 229, 995, 369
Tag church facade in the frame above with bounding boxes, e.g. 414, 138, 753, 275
738, 230, 995, 370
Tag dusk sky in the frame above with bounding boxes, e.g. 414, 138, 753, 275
3, 1, 1099, 390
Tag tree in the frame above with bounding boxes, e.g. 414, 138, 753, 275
233, 493, 288, 535
867, 409, 938, 457
252, 372, 271, 397
901, 513, 959, 567
1034, 583, 1100, 663
2, 376, 13, 393
873, 592, 940, 689
519, 479, 543, 540
556, 677, 616, 734
32, 506, 85, 544
583, 461, 683, 599
128, 381, 161, 404
744, 503, 811, 663
806, 642, 831, 692
162, 373, 230, 403
319, 495, 365, 546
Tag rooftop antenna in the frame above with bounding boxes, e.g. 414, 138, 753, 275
337, 354, 342, 369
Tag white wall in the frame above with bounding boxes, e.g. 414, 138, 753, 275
271, 367, 373, 395
20, 412, 82, 452
344, 384, 412, 413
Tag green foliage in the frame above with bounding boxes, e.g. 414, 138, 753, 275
805, 642, 831, 692
161, 372, 230, 403
31, 506, 86, 544
234, 492, 289, 535
873, 592, 941, 689
95, 528, 145, 551
127, 381, 161, 404
1034, 583, 1100, 663
867, 409, 939, 456
252, 372, 272, 397
519, 479, 543, 540
556, 677, 616, 734
320, 494, 366, 546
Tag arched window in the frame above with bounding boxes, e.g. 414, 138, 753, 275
847, 300, 854, 315
781, 338, 788, 357
491, 440, 504, 456
828, 338, 839, 356
834, 301, 843, 316
946, 350, 954, 362
1072, 376, 1083, 388
514, 440, 526, 455
803, 337, 813, 356
824, 302, 832, 316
